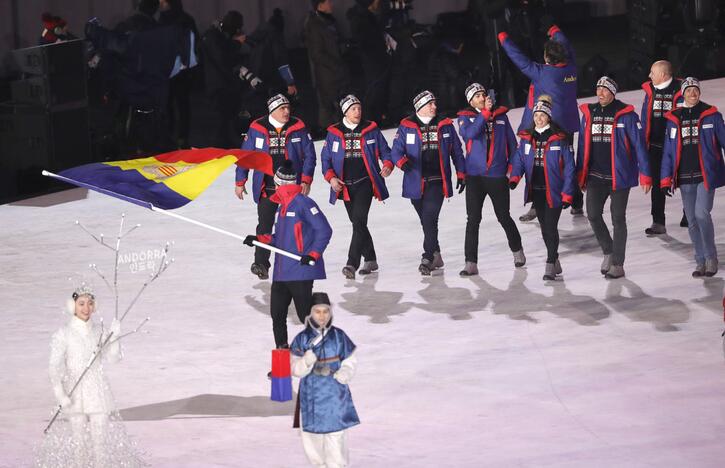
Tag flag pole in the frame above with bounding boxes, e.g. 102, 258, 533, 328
41, 170, 312, 264
149, 206, 312, 264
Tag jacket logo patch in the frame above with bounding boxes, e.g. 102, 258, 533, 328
442, 133, 450, 138
366, 139, 375, 144
255, 137, 264, 149
406, 133, 416, 145
310, 207, 319, 215
286, 212, 296, 217
291, 137, 301, 143
670, 128, 677, 139
495, 120, 505, 124
550, 146, 561, 151
702, 124, 714, 129
616, 123, 625, 128
524, 143, 531, 154
332, 141, 340, 152
564, 75, 577, 83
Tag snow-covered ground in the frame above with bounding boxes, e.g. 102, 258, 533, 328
2, 80, 725, 468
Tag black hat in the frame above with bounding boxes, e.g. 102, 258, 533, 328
273, 160, 297, 186
311, 292, 331, 307
220, 10, 243, 36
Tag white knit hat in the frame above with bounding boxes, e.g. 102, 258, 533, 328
465, 82, 486, 104
413, 90, 436, 112
339, 94, 361, 116
680, 77, 700, 94
596, 76, 618, 95
267, 94, 290, 114
532, 99, 553, 118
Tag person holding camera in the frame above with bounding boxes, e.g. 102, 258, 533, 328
456, 83, 524, 276
201, 11, 264, 148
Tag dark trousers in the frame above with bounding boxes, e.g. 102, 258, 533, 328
465, 176, 522, 262
315, 78, 344, 130
167, 69, 192, 146
566, 133, 584, 210
270, 280, 313, 347
344, 181, 376, 269
210, 90, 242, 148
586, 179, 630, 266
411, 180, 444, 261
363, 67, 390, 124
255, 195, 279, 267
648, 145, 666, 225
532, 189, 562, 263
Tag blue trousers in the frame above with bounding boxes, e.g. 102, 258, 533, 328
411, 180, 444, 261
680, 182, 717, 264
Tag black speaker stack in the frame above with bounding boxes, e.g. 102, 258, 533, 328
0, 39, 91, 203
627, 0, 680, 87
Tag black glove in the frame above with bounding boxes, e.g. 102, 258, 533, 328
456, 178, 466, 194
662, 187, 673, 197
400, 160, 413, 172
509, 181, 518, 190
300, 255, 315, 266
243, 235, 256, 247
562, 202, 571, 209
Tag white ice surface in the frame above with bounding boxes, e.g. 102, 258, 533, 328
2, 80, 725, 468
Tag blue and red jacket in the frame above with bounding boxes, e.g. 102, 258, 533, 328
576, 102, 652, 190
256, 184, 332, 282
498, 25, 579, 134
456, 106, 517, 178
661, 104, 725, 191
509, 130, 575, 208
640, 79, 683, 149
390, 116, 465, 199
320, 120, 393, 205
236, 116, 316, 203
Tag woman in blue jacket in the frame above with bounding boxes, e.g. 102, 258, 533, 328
390, 90, 465, 275
509, 96, 575, 280
661, 78, 725, 277
321, 94, 393, 280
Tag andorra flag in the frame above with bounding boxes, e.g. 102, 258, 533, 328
52, 148, 271, 210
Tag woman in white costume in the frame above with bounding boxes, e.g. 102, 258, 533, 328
36, 285, 142, 468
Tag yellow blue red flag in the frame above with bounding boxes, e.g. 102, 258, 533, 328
55, 148, 271, 209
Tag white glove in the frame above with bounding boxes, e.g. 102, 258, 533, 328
109, 318, 121, 336
59, 394, 72, 407
239, 66, 263, 89
249, 76, 263, 89
333, 367, 353, 385
303, 349, 317, 366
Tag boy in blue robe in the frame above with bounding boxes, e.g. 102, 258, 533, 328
291, 292, 359, 467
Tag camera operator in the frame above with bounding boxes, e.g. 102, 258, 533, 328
201, 11, 264, 148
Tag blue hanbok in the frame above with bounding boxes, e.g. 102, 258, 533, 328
291, 326, 360, 434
